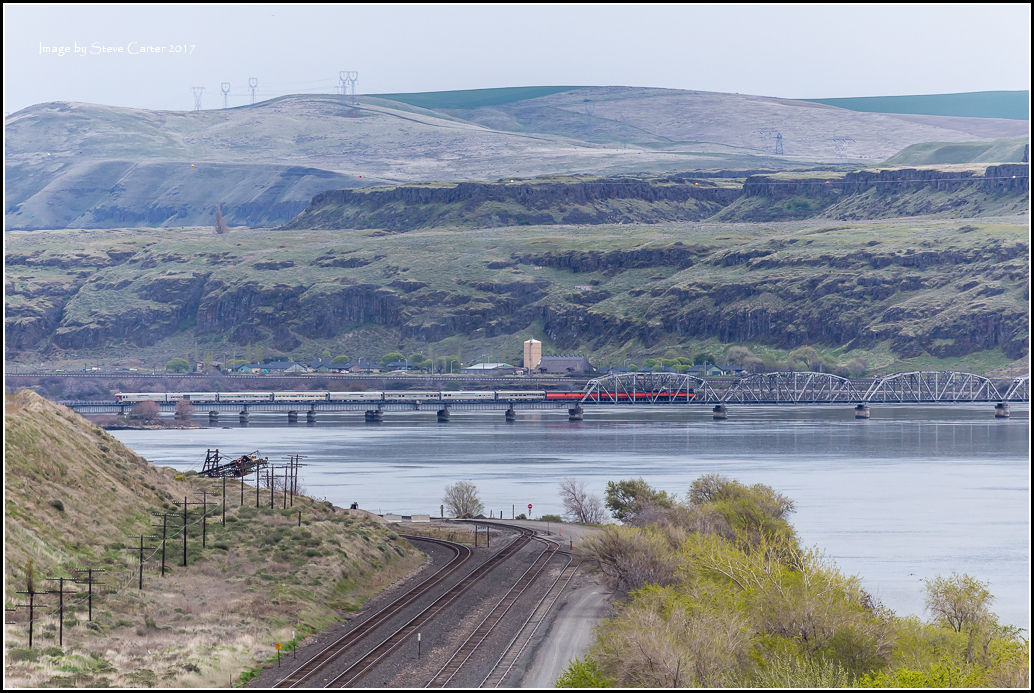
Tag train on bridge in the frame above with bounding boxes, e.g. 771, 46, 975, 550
113, 389, 697, 404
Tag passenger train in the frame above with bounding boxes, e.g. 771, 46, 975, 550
114, 389, 696, 404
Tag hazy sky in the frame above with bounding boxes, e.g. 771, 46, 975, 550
4, 4, 1030, 114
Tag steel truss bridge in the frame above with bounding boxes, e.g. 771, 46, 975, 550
64, 372, 1027, 418
582, 371, 1029, 405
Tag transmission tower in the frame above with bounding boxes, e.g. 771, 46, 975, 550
249, 78, 258, 105
221, 82, 231, 109
339, 71, 358, 105
775, 132, 783, 155
191, 87, 205, 112
828, 136, 855, 165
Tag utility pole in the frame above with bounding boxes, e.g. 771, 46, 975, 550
151, 512, 174, 576
128, 535, 159, 589
72, 569, 106, 621
15, 588, 47, 648
174, 497, 203, 566
191, 86, 205, 112
44, 577, 78, 647
194, 490, 214, 548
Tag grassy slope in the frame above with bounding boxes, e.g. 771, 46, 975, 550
804, 90, 1030, 120
4, 216, 1029, 378
882, 137, 1029, 166
3, 390, 422, 687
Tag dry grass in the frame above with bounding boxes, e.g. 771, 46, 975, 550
4, 391, 422, 687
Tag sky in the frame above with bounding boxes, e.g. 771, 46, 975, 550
3, 4, 1031, 114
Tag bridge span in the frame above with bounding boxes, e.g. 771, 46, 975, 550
62, 371, 1028, 423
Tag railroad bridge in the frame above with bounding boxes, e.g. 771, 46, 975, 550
62, 371, 1028, 423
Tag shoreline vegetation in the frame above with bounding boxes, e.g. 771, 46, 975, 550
557, 475, 1029, 688
4, 390, 421, 687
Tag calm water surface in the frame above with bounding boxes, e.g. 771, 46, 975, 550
109, 404, 1030, 629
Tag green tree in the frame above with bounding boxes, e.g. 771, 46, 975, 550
924, 573, 994, 634
165, 357, 191, 373
331, 355, 350, 364
604, 478, 672, 522
442, 481, 484, 518
380, 351, 404, 367
556, 657, 613, 688
321, 349, 332, 359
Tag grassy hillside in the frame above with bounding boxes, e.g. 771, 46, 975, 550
805, 90, 1030, 120
882, 137, 1029, 166
8, 88, 1028, 230
372, 85, 585, 109
3, 390, 421, 687
5, 213, 1029, 378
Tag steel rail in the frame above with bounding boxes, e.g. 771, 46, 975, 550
326, 527, 536, 688
426, 535, 561, 688
481, 561, 579, 688
273, 535, 470, 688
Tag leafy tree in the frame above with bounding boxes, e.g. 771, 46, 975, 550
320, 349, 332, 359
924, 573, 994, 634
442, 481, 484, 518
627, 364, 639, 372
175, 398, 195, 420
408, 353, 427, 365
642, 358, 658, 369
380, 351, 404, 367
165, 357, 191, 373
331, 355, 350, 364
556, 657, 613, 688
604, 478, 672, 522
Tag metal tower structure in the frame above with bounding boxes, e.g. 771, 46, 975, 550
249, 78, 258, 105
774, 132, 783, 155
191, 87, 205, 112
221, 82, 231, 109
828, 136, 855, 164
584, 101, 595, 144
343, 71, 358, 104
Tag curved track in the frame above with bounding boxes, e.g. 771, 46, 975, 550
328, 526, 536, 688
425, 534, 563, 687
273, 535, 471, 688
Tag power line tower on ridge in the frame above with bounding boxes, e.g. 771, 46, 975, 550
775, 132, 784, 155
221, 82, 231, 109
191, 87, 205, 112
249, 78, 258, 105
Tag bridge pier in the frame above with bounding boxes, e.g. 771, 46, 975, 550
365, 409, 383, 423
854, 404, 870, 419
287, 410, 298, 424
505, 407, 516, 422
995, 402, 1010, 418
208, 411, 219, 424
307, 410, 317, 424
437, 408, 451, 423
568, 405, 583, 421
712, 404, 728, 420
239, 410, 249, 425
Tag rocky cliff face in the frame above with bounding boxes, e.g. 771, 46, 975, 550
285, 179, 741, 231
5, 217, 1028, 373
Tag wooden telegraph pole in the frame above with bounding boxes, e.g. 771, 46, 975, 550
128, 535, 159, 589
44, 577, 78, 647
173, 497, 203, 566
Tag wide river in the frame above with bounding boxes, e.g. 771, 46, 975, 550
109, 404, 1030, 630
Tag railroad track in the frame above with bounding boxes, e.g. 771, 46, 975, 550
425, 534, 562, 688
481, 560, 579, 688
326, 526, 536, 688
273, 535, 471, 688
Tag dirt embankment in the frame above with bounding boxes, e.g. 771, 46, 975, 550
3, 390, 421, 687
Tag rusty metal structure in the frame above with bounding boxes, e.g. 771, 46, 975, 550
201, 449, 267, 478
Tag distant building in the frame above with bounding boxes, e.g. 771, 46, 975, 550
523, 339, 542, 371
237, 361, 306, 374
342, 360, 381, 374
535, 355, 594, 374
460, 362, 522, 375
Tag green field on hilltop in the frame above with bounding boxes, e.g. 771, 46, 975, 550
882, 137, 1029, 165
805, 90, 1029, 120
371, 85, 586, 110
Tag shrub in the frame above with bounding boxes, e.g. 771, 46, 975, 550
165, 358, 191, 373
556, 657, 613, 687
49, 499, 65, 512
